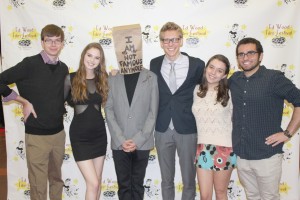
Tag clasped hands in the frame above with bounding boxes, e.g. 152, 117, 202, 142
122, 139, 137, 153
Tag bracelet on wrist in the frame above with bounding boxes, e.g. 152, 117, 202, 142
283, 130, 292, 138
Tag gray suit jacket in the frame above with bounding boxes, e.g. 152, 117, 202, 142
105, 68, 159, 150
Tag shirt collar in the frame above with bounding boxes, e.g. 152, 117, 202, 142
163, 53, 184, 65
40, 50, 59, 65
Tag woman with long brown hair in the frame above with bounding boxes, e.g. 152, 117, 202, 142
64, 42, 108, 200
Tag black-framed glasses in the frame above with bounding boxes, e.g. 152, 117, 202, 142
43, 39, 63, 45
161, 37, 181, 44
237, 51, 258, 59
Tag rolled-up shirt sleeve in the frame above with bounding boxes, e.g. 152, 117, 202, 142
2, 89, 18, 102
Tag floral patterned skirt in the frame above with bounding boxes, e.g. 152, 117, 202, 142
195, 144, 237, 171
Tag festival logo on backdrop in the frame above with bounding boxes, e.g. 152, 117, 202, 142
51, 0, 73, 9
227, 179, 243, 199
14, 177, 31, 199
233, 0, 249, 7
182, 24, 209, 48
102, 178, 118, 199
262, 24, 296, 47
14, 140, 26, 160
141, 25, 159, 43
64, 103, 74, 124
61, 26, 75, 46
53, 0, 66, 8
283, 100, 293, 118
183, 0, 205, 7
105, 149, 113, 162
8, 0, 25, 8
280, 63, 295, 81
148, 148, 158, 164
9, 103, 26, 124
279, 63, 296, 118
176, 182, 184, 195
63, 144, 74, 163
190, 0, 205, 4
282, 142, 293, 163
277, 0, 297, 6
280, 182, 292, 196
227, 23, 247, 45
9, 27, 39, 48
101, 107, 107, 124
89, 25, 113, 48
63, 178, 80, 199
142, 0, 156, 9
95, 0, 113, 7
228, 64, 240, 78
143, 178, 161, 199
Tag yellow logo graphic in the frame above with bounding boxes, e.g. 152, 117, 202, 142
65, 144, 73, 155
228, 68, 236, 78
15, 177, 30, 191
262, 24, 296, 39
285, 141, 292, 149
182, 25, 209, 47
282, 101, 293, 117
89, 26, 112, 40
12, 105, 24, 118
9, 27, 39, 41
176, 182, 184, 192
102, 179, 118, 191
68, 67, 76, 73
277, 0, 283, 6
183, 25, 209, 38
279, 182, 291, 194
277, 0, 297, 6
150, 148, 157, 155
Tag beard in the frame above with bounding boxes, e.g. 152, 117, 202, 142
240, 60, 261, 72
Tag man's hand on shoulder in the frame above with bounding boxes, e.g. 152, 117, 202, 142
109, 69, 119, 76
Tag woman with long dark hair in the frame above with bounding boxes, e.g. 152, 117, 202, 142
192, 54, 236, 200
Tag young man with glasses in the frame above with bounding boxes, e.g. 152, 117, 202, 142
150, 22, 205, 200
229, 37, 300, 199
0, 24, 68, 200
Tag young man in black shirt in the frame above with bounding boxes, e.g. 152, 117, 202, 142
0, 24, 68, 200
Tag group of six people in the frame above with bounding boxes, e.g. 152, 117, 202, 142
0, 22, 300, 200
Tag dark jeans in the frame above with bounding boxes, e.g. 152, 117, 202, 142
112, 150, 150, 200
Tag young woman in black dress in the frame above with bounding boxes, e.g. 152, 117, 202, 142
64, 42, 109, 200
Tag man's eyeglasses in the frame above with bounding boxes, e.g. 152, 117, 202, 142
161, 37, 181, 44
43, 39, 63, 45
237, 51, 258, 59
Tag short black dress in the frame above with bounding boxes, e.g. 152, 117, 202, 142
65, 73, 107, 161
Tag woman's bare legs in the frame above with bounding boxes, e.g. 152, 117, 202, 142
77, 155, 105, 200
197, 167, 233, 200
213, 169, 233, 200
197, 168, 213, 200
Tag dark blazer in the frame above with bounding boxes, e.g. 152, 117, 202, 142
150, 52, 205, 134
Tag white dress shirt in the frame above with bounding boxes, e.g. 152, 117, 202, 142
160, 53, 189, 91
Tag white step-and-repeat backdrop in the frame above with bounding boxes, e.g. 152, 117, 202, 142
1, 0, 299, 199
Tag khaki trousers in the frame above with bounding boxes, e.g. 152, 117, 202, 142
237, 154, 283, 200
25, 130, 65, 200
